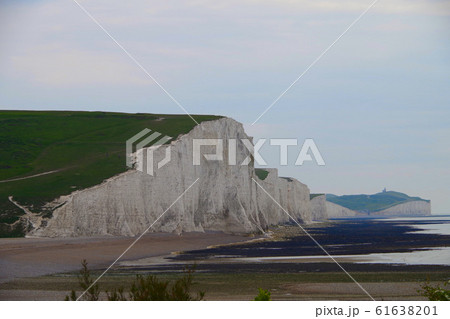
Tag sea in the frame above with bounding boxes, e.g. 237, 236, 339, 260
166, 215, 450, 268
357, 215, 450, 265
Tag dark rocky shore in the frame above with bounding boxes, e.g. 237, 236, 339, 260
119, 218, 450, 274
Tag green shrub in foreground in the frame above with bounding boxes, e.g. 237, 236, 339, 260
254, 288, 271, 301
65, 260, 204, 301
419, 280, 450, 301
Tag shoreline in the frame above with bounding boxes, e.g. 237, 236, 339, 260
164, 219, 450, 268
2, 218, 449, 283
1, 217, 449, 300
0, 231, 257, 283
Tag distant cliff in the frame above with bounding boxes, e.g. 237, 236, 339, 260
371, 201, 431, 216
310, 194, 357, 220
310, 195, 327, 220
325, 201, 358, 218
32, 118, 311, 237
326, 191, 431, 216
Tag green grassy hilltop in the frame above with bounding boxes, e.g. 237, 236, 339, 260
0, 110, 220, 237
326, 191, 430, 213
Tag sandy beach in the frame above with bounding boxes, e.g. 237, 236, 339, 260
0, 232, 253, 283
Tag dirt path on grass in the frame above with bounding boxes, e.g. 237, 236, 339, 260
0, 169, 61, 183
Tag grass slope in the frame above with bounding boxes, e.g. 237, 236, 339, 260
254, 168, 269, 181
0, 110, 221, 237
326, 191, 429, 213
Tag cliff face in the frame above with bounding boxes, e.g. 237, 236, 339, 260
32, 118, 311, 237
310, 195, 357, 219
310, 195, 327, 220
254, 169, 311, 227
371, 201, 431, 216
325, 201, 358, 218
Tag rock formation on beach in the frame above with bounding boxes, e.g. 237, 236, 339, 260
32, 118, 311, 237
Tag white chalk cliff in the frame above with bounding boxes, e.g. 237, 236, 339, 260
371, 201, 431, 216
310, 195, 358, 219
325, 201, 358, 218
310, 195, 328, 220
32, 118, 311, 237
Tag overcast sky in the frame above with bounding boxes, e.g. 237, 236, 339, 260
1, 0, 449, 213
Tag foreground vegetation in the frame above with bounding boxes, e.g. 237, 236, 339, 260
419, 281, 450, 301
0, 111, 220, 237
66, 260, 205, 301
2, 269, 449, 301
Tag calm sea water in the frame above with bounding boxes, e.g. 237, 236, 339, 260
357, 216, 450, 265
266, 216, 450, 266
389, 216, 450, 235
168, 215, 450, 267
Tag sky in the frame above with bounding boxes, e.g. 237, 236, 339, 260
0, 0, 449, 213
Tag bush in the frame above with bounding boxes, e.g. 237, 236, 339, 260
419, 280, 450, 301
65, 259, 99, 301
66, 260, 204, 301
254, 288, 271, 301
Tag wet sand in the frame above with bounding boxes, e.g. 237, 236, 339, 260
0, 232, 253, 283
